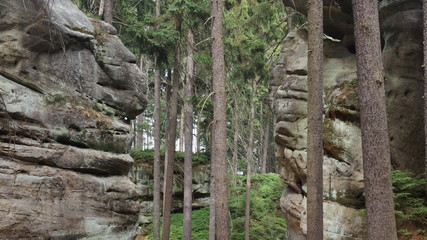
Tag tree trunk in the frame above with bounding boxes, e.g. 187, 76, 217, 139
209, 164, 216, 240
103, 0, 113, 24
352, 1, 398, 239
183, 28, 195, 240
132, 119, 137, 149
153, 66, 162, 240
307, 0, 324, 239
424, 0, 427, 197
245, 79, 256, 240
152, 1, 162, 238
98, 0, 104, 16
162, 15, 182, 240
260, 109, 270, 174
196, 116, 201, 152
211, 0, 230, 239
232, 98, 239, 175
179, 110, 185, 152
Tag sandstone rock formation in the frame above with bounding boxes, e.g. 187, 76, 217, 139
0, 0, 146, 239
130, 162, 211, 223
271, 1, 424, 239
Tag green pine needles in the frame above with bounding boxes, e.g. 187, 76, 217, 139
392, 170, 427, 226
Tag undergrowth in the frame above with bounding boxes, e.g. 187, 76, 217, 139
142, 173, 286, 239
392, 170, 427, 226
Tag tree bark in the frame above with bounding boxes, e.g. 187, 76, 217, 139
209, 166, 216, 240
245, 79, 256, 240
153, 67, 162, 240
196, 116, 201, 153
162, 15, 182, 240
211, 0, 230, 239
260, 109, 270, 174
103, 0, 113, 24
232, 98, 239, 175
179, 110, 185, 152
152, 1, 162, 238
98, 0, 105, 16
183, 28, 195, 240
307, 0, 324, 239
424, 0, 427, 197
352, 1, 397, 239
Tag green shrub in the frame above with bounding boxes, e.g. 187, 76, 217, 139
392, 170, 427, 225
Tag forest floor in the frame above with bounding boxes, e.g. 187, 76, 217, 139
397, 222, 427, 240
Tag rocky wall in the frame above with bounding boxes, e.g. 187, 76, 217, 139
0, 0, 146, 239
271, 0, 424, 239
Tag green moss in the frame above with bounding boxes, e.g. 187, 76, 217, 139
45, 94, 68, 105
65, 25, 93, 35
334, 190, 364, 208
345, 78, 359, 88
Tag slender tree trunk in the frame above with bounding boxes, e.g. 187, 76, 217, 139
211, 0, 230, 238
245, 80, 256, 240
260, 109, 270, 174
424, 0, 427, 197
179, 110, 185, 152
232, 98, 239, 175
152, 1, 162, 238
307, 0, 324, 239
132, 119, 137, 149
98, 0, 105, 16
103, 0, 113, 24
196, 116, 201, 152
153, 66, 162, 240
183, 28, 195, 240
352, 1, 397, 239
140, 115, 145, 150
209, 116, 215, 240
162, 15, 182, 240
209, 163, 216, 240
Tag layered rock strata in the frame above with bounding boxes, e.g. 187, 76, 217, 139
272, 1, 424, 239
0, 0, 146, 239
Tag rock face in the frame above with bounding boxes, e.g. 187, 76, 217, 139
0, 0, 146, 239
129, 162, 211, 223
271, 1, 424, 239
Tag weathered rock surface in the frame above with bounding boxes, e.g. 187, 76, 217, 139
129, 162, 211, 221
0, 0, 146, 239
272, 1, 424, 239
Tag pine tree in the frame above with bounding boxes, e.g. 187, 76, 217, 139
152, 1, 162, 239
183, 28, 195, 240
352, 1, 398, 239
245, 79, 256, 240
162, 14, 182, 240
211, 0, 230, 238
306, 0, 324, 239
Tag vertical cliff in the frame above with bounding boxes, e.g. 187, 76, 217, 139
271, 1, 424, 239
0, 0, 146, 239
